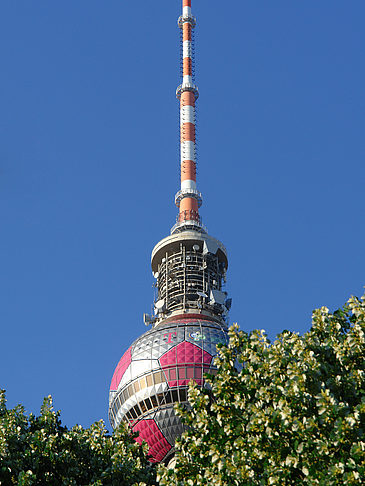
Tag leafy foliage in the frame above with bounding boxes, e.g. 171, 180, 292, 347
0, 394, 155, 486
158, 294, 365, 485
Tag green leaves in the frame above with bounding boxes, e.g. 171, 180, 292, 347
0, 394, 155, 486
158, 293, 365, 485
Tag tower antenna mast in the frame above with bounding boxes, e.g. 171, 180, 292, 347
174, 0, 202, 233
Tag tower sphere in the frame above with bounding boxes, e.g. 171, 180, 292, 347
109, 317, 228, 463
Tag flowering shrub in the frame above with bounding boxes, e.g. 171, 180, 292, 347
0, 394, 155, 486
158, 294, 365, 485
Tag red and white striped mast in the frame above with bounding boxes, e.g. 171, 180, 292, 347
173, 0, 203, 233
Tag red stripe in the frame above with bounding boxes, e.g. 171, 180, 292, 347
179, 204, 199, 222
181, 122, 195, 142
183, 23, 192, 42
183, 57, 192, 76
181, 160, 196, 181
180, 91, 195, 107
183, 0, 191, 7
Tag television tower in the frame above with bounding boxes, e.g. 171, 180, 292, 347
109, 0, 231, 464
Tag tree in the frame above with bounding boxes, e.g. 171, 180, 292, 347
0, 394, 155, 486
158, 294, 365, 485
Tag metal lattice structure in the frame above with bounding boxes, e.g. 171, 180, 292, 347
151, 232, 230, 322
109, 0, 232, 464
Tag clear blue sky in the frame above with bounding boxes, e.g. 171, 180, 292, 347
1, 0, 364, 430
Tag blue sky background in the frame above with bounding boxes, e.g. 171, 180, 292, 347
1, 0, 364, 429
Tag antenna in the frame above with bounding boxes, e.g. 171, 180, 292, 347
173, 0, 203, 234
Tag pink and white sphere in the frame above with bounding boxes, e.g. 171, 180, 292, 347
109, 316, 228, 463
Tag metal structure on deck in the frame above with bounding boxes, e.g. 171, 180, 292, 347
109, 0, 232, 464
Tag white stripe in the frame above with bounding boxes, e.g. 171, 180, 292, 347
183, 40, 193, 59
181, 140, 196, 162
183, 75, 193, 86
119, 367, 131, 389
183, 6, 192, 17
181, 179, 196, 190
180, 105, 195, 124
